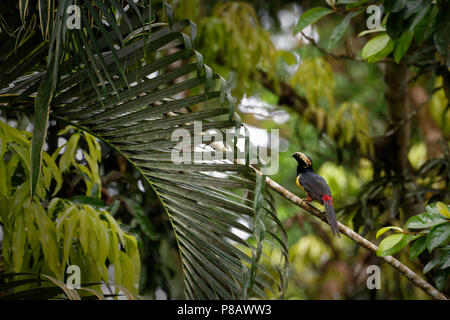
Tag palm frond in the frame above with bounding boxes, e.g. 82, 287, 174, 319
0, 1, 288, 299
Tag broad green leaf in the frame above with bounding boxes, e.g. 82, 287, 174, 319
435, 268, 450, 291
426, 222, 450, 252
409, 235, 427, 260
294, 7, 333, 35
358, 27, 386, 37
414, 5, 438, 45
423, 256, 440, 274
405, 211, 448, 229
436, 202, 450, 219
377, 234, 408, 257
376, 226, 403, 239
439, 250, 450, 269
328, 10, 361, 50
393, 31, 413, 63
361, 33, 394, 63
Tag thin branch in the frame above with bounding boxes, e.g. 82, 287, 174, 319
300, 31, 364, 62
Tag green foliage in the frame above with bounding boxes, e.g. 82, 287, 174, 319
0, 121, 140, 294
195, 1, 277, 99
376, 202, 450, 290
290, 58, 374, 155
360, 1, 448, 66
293, 7, 333, 35
0, 1, 288, 299
0, 272, 136, 300
298, 1, 449, 66
361, 33, 393, 63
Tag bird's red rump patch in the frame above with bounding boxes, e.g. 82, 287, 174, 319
322, 195, 333, 206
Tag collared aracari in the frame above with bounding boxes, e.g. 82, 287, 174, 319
292, 152, 340, 237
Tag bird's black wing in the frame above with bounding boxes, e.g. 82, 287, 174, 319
298, 171, 332, 203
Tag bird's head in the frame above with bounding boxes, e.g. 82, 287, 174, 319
292, 152, 313, 170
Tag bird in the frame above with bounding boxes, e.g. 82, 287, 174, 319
292, 152, 340, 237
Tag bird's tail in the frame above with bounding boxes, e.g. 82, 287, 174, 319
322, 195, 340, 237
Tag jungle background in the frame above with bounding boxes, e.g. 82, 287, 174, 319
0, 0, 449, 300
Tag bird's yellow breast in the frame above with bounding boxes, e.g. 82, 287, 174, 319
296, 175, 305, 192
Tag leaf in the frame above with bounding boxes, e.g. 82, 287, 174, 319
361, 33, 394, 63
384, 0, 406, 12
42, 152, 63, 196
122, 197, 158, 240
79, 206, 90, 255
405, 211, 448, 229
439, 250, 450, 269
328, 10, 361, 50
436, 202, 450, 219
409, 235, 427, 260
393, 30, 413, 63
61, 215, 78, 269
30, 70, 53, 196
68, 196, 107, 210
408, 3, 430, 32
414, 5, 438, 45
386, 11, 408, 39
294, 7, 333, 35
423, 256, 440, 274
426, 222, 450, 252
12, 211, 26, 272
435, 268, 450, 291
404, 0, 426, 19
358, 27, 386, 37
32, 200, 61, 277
38, 0, 52, 39
377, 234, 408, 257
376, 226, 403, 239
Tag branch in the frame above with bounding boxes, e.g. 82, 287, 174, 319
300, 31, 364, 62
264, 175, 448, 300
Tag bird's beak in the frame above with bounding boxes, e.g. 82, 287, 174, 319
292, 152, 311, 166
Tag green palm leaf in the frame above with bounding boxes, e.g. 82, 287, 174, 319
0, 1, 288, 299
